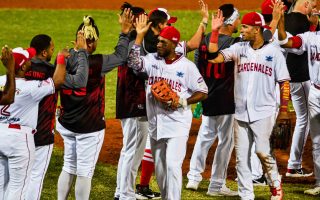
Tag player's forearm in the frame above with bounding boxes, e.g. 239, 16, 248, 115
186, 91, 208, 105
0, 70, 15, 105
101, 33, 130, 73
64, 49, 89, 88
279, 81, 290, 113
127, 44, 144, 72
278, 16, 293, 48
208, 31, 219, 53
186, 20, 207, 52
53, 54, 67, 89
208, 52, 224, 64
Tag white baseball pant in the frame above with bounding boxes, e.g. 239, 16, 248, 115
0, 124, 35, 200
56, 121, 104, 178
234, 115, 281, 200
25, 144, 53, 200
308, 85, 320, 186
250, 144, 263, 180
150, 136, 188, 200
187, 114, 234, 190
114, 117, 148, 200
288, 81, 310, 169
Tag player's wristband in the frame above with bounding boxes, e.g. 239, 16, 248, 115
200, 21, 208, 28
210, 30, 219, 43
57, 54, 66, 65
278, 36, 288, 45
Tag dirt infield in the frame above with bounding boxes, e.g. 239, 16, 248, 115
4, 0, 315, 185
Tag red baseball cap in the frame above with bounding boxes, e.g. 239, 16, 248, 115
261, 0, 288, 15
12, 47, 36, 70
159, 26, 180, 43
241, 12, 270, 29
148, 8, 177, 24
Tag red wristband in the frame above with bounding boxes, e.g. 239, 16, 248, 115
210, 31, 219, 43
57, 54, 65, 65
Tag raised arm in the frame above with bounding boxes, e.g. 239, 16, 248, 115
0, 46, 15, 105
207, 9, 225, 64
53, 49, 68, 89
101, 8, 133, 74
64, 31, 89, 89
268, 0, 285, 35
208, 9, 224, 53
127, 14, 151, 72
186, 0, 209, 52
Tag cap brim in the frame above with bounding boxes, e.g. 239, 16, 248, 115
167, 17, 177, 24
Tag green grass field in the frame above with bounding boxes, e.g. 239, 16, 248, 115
1, 9, 319, 199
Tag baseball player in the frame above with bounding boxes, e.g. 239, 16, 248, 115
133, 4, 209, 199
186, 3, 239, 196
23, 34, 57, 200
56, 11, 133, 200
0, 46, 15, 105
0, 46, 66, 200
284, 0, 318, 178
277, 5, 320, 195
114, 4, 152, 200
127, 15, 208, 200
208, 11, 290, 200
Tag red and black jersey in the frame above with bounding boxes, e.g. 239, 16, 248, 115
58, 54, 106, 133
195, 33, 239, 116
25, 58, 57, 146
116, 63, 147, 119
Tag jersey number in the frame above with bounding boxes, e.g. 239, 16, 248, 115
205, 63, 226, 79
1, 105, 10, 116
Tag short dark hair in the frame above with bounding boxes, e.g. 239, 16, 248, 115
120, 2, 146, 16
219, 4, 235, 20
30, 34, 52, 55
76, 16, 99, 40
148, 10, 168, 28
262, 14, 272, 23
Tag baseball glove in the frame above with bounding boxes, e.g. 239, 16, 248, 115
151, 80, 180, 110
270, 118, 292, 150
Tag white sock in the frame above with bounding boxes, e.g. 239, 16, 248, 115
75, 176, 92, 200
57, 170, 75, 200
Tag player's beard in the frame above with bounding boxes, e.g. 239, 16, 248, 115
157, 48, 170, 58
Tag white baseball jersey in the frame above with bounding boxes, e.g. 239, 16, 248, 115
175, 41, 187, 56
133, 49, 207, 139
296, 31, 320, 85
220, 42, 290, 122
0, 77, 55, 129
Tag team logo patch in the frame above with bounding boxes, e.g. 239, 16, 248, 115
176, 71, 184, 78
197, 77, 204, 83
151, 64, 159, 69
266, 56, 273, 62
240, 54, 247, 58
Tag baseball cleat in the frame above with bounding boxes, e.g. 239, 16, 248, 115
206, 185, 238, 197
304, 186, 320, 196
253, 175, 268, 186
135, 184, 161, 200
285, 168, 313, 178
186, 180, 200, 191
270, 184, 283, 200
